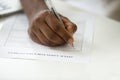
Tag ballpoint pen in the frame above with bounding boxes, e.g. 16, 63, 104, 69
45, 0, 74, 47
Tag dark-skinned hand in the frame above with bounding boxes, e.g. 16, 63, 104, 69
28, 10, 77, 46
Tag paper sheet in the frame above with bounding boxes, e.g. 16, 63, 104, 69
0, 0, 22, 15
0, 1, 94, 63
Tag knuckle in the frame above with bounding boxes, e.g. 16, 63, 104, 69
53, 23, 60, 32
46, 32, 57, 41
62, 35, 70, 41
48, 35, 55, 41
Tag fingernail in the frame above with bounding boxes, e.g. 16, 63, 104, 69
68, 38, 74, 45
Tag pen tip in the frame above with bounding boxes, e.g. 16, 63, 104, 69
72, 43, 74, 47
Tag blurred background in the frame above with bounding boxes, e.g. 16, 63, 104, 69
0, 0, 120, 21
63, 0, 120, 21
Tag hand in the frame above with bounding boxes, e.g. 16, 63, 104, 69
28, 10, 77, 47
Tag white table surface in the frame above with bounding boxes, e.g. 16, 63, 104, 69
0, 1, 120, 80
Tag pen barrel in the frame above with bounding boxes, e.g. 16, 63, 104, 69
20, 0, 49, 22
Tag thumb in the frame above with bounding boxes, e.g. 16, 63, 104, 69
65, 23, 75, 34
62, 17, 77, 34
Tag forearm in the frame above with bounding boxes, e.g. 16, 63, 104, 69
20, 0, 49, 20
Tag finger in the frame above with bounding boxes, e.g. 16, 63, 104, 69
65, 22, 76, 34
30, 25, 54, 46
61, 17, 77, 33
36, 23, 66, 45
28, 29, 42, 44
45, 13, 74, 43
28, 27, 49, 46
32, 23, 65, 46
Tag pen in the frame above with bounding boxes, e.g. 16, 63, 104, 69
46, 0, 74, 47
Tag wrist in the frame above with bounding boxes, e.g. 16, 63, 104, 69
38, 0, 49, 11
20, 0, 49, 20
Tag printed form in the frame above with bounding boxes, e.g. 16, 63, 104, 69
0, 5, 94, 63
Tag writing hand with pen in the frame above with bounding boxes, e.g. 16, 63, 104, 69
20, 0, 77, 47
